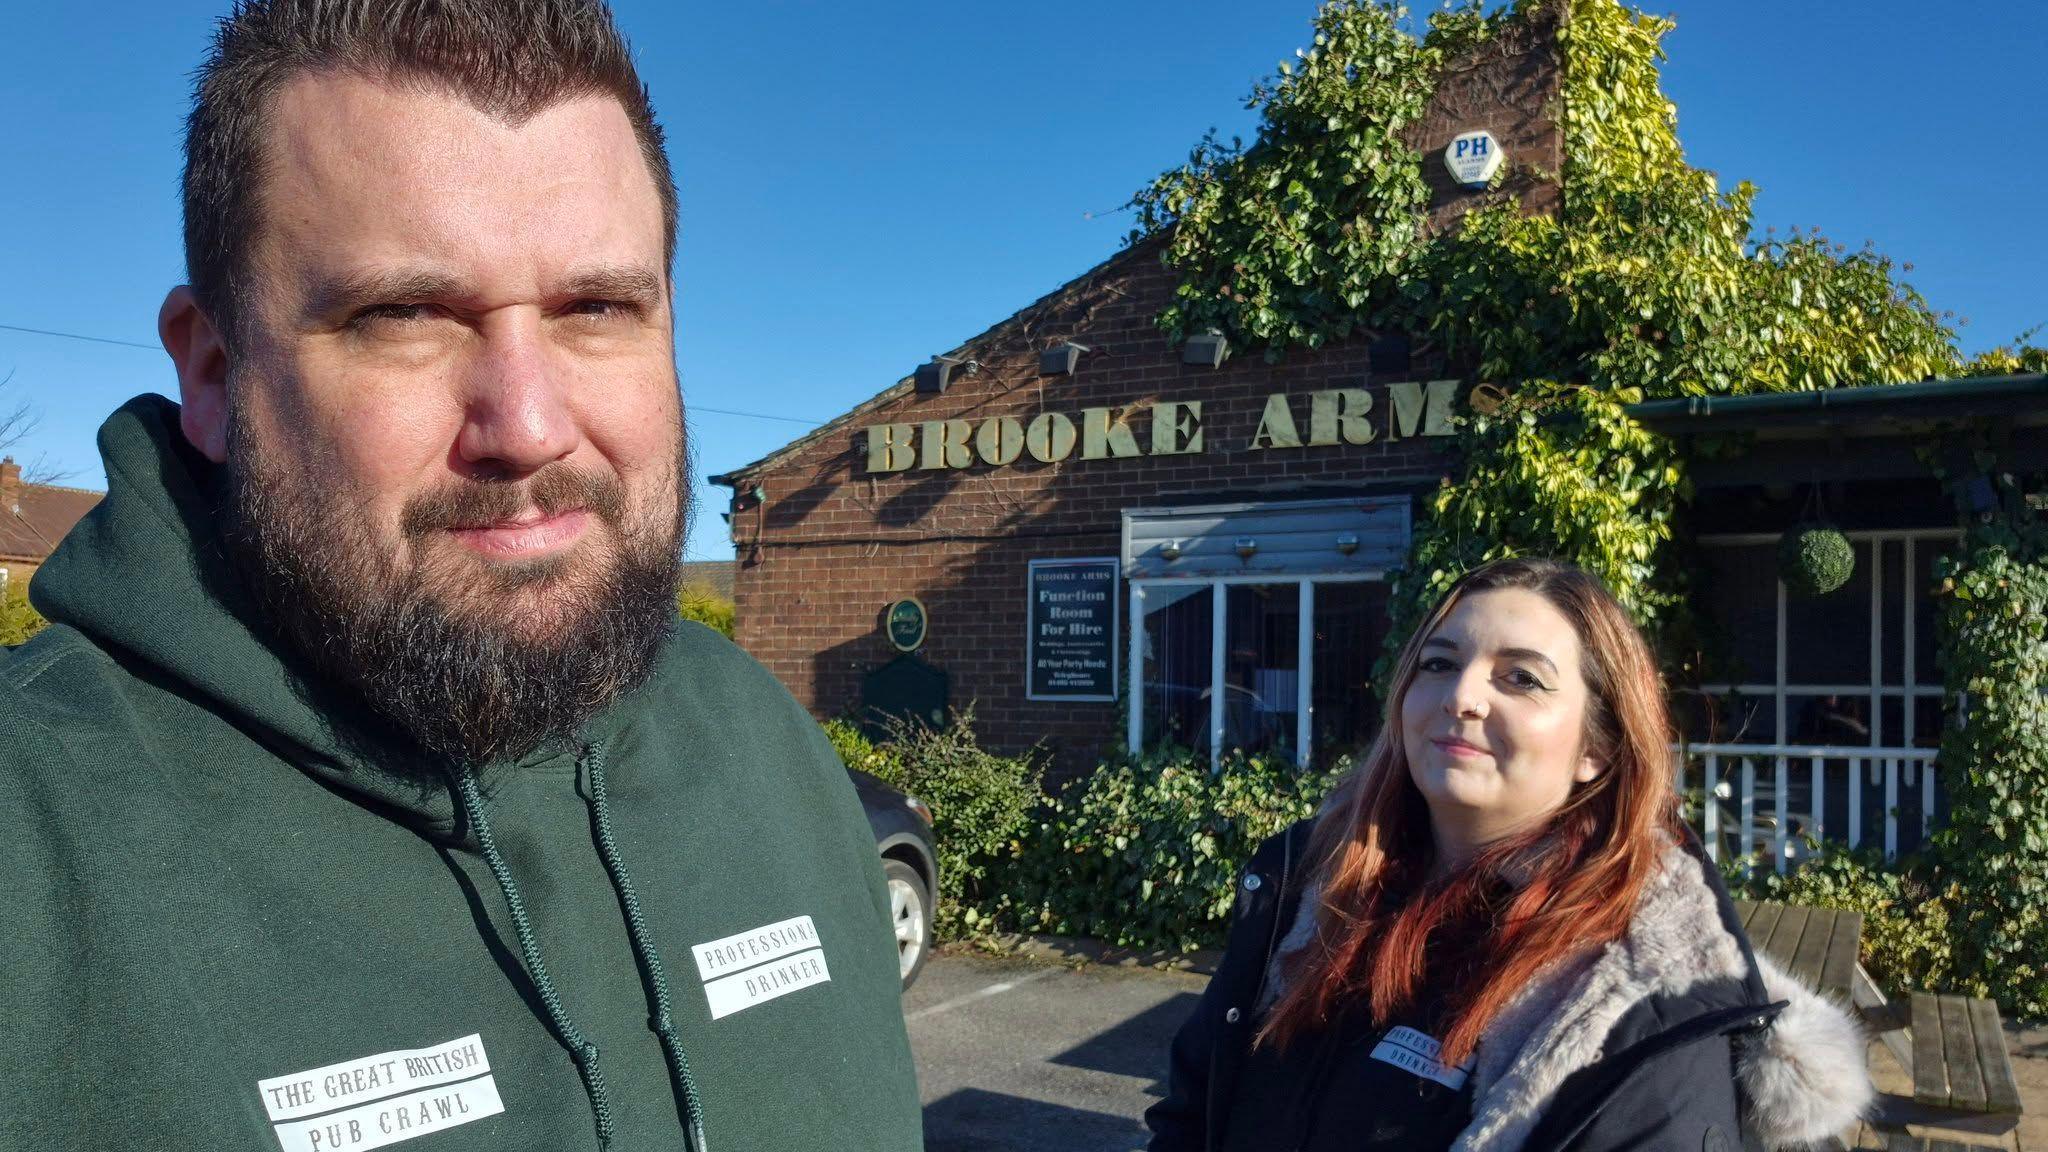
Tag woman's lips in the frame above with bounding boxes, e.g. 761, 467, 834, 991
1431, 736, 1492, 759
447, 508, 591, 559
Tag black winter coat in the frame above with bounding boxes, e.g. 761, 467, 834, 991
1146, 822, 1873, 1152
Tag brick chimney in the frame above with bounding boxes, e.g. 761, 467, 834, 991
0, 457, 19, 515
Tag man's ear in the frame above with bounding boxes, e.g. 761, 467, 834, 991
159, 285, 230, 463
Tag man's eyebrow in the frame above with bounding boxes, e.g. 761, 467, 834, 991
559, 265, 666, 303
306, 269, 467, 318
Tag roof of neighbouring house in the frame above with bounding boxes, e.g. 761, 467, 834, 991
0, 479, 102, 564
677, 559, 735, 599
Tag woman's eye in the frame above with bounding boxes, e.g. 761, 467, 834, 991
1417, 656, 1455, 674
1503, 669, 1548, 691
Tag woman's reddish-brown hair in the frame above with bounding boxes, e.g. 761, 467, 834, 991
1259, 557, 1682, 1064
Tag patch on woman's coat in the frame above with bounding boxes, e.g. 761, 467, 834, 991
1702, 1126, 1737, 1152
1369, 1025, 1476, 1090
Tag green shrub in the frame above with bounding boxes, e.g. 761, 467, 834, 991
1726, 842, 1954, 1000
1008, 749, 1339, 953
676, 581, 735, 638
822, 715, 898, 778
1778, 526, 1856, 599
841, 710, 1045, 939
0, 583, 47, 647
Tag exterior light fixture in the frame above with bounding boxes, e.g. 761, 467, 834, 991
1368, 333, 1411, 376
915, 357, 959, 394
1039, 342, 1089, 376
1335, 533, 1359, 556
748, 483, 766, 503
1183, 330, 1229, 368
1159, 539, 1183, 562
1235, 537, 1258, 561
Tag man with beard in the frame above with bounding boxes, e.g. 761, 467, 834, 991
0, 3, 921, 1150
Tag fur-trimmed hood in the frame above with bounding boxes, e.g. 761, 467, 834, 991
1264, 843, 1873, 1150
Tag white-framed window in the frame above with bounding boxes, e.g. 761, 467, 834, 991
1691, 529, 1961, 751
1121, 498, 1408, 769
1686, 528, 1962, 858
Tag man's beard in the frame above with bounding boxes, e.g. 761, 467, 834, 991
220, 414, 690, 771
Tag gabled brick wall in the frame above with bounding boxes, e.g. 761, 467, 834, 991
720, 10, 1562, 770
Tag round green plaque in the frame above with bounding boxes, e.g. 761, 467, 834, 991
884, 598, 928, 652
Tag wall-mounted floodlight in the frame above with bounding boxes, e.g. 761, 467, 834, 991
1335, 533, 1359, 556
1039, 342, 1089, 376
1159, 539, 1183, 561
1183, 330, 1229, 368
1368, 333, 1411, 376
1235, 537, 1258, 561
915, 357, 959, 394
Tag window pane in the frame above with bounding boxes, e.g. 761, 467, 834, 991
1223, 584, 1300, 759
1880, 540, 1906, 685
1788, 692, 1874, 748
1786, 541, 1874, 685
1698, 544, 1776, 685
1683, 691, 1776, 745
1311, 581, 1390, 767
1913, 539, 1955, 686
1141, 585, 1212, 751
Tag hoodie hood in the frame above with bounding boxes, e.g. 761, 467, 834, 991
32, 394, 533, 836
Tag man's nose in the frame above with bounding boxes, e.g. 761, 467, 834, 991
453, 312, 577, 477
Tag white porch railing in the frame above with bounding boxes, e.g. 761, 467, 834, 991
1673, 743, 1942, 872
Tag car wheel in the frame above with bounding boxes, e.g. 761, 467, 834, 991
882, 858, 932, 989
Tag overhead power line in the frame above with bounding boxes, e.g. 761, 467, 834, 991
0, 323, 159, 351
0, 321, 826, 427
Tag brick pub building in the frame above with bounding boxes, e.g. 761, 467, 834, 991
714, 2, 2048, 823
713, 15, 1566, 775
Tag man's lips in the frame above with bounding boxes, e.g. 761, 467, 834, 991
445, 507, 591, 559
1430, 736, 1492, 759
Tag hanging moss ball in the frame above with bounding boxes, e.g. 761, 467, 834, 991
1779, 525, 1855, 597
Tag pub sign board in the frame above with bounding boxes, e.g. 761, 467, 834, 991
1026, 558, 1119, 702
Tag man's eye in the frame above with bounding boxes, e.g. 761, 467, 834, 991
564, 299, 631, 318
350, 303, 434, 328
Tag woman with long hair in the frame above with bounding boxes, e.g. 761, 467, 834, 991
1147, 557, 1871, 1152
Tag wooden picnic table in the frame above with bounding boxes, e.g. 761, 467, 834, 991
1736, 899, 2023, 1139
1732, 899, 1863, 1003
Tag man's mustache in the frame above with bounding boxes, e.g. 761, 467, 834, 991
399, 464, 628, 537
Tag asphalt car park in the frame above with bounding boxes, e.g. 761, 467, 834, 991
904, 952, 1207, 1152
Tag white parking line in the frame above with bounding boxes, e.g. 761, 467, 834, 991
903, 964, 1065, 1023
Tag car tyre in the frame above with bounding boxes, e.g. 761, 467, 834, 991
882, 857, 933, 989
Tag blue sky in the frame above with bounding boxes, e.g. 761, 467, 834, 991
2, 1, 2042, 563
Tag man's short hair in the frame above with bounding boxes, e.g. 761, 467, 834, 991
181, 0, 678, 346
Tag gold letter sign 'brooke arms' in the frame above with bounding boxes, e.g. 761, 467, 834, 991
864, 382, 1459, 475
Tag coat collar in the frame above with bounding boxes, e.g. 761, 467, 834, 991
1263, 838, 1873, 1150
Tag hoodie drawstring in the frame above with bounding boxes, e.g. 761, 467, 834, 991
585, 741, 710, 1152
455, 744, 708, 1151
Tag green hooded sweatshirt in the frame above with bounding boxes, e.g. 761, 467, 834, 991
0, 396, 923, 1152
